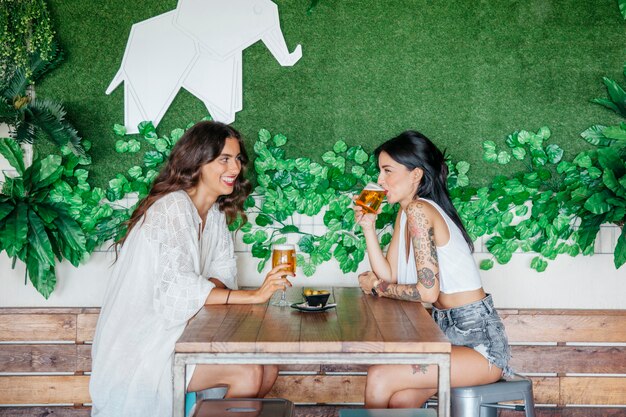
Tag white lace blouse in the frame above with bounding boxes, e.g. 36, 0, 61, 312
89, 191, 237, 417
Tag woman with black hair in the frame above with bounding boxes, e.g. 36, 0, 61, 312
354, 130, 512, 409
90, 121, 292, 417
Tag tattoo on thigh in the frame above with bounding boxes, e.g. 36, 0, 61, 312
411, 364, 428, 374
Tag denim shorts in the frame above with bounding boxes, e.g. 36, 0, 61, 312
431, 294, 513, 377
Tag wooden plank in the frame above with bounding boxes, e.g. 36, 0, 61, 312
0, 345, 78, 373
269, 375, 561, 405
0, 407, 91, 417
530, 376, 560, 405
299, 305, 342, 353
510, 345, 626, 374
363, 294, 449, 353
0, 376, 91, 404
0, 308, 98, 315
334, 287, 384, 353
76, 313, 98, 343
269, 375, 366, 403
176, 306, 230, 352
76, 344, 92, 372
255, 296, 301, 354
293, 406, 626, 417
561, 377, 626, 405
211, 304, 268, 353
1, 406, 625, 417
0, 314, 76, 342
502, 314, 626, 343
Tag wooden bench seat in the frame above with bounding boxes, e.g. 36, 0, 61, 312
1, 308, 625, 416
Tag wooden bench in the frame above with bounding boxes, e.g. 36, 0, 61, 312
1, 308, 625, 416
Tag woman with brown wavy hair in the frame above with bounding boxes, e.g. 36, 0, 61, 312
89, 121, 292, 417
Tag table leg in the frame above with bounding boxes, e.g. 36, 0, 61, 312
173, 355, 186, 417
437, 355, 451, 417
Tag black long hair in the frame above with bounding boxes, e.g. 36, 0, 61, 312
375, 130, 474, 252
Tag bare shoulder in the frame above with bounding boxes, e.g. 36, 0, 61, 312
405, 200, 440, 223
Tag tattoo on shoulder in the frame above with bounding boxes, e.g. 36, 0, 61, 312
378, 281, 422, 302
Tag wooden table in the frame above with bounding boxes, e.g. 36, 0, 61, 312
173, 287, 451, 417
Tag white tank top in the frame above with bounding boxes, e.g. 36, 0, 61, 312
397, 198, 482, 294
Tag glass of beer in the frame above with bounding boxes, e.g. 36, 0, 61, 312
271, 244, 296, 307
355, 182, 386, 214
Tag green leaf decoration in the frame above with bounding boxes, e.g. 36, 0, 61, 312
27, 209, 55, 267
537, 126, 551, 140
114, 140, 128, 153
298, 235, 315, 253
596, 77, 626, 117
127, 139, 141, 153
573, 153, 592, 169
545, 144, 564, 164
584, 191, 612, 214
36, 154, 63, 188
0, 138, 25, 175
602, 125, 626, 141
138, 121, 156, 137
258, 129, 271, 143
143, 151, 164, 168
26, 255, 56, 299
354, 148, 369, 164
333, 140, 348, 153
511, 147, 526, 160
0, 201, 28, 257
615, 224, 626, 269
456, 161, 470, 175
580, 125, 614, 147
273, 134, 287, 147
255, 213, 272, 227
530, 256, 548, 272
620, 0, 626, 19
497, 151, 511, 165
479, 259, 494, 270
113, 124, 127, 136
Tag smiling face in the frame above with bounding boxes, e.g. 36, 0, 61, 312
377, 151, 422, 207
197, 137, 243, 200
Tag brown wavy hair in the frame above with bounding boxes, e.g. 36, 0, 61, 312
117, 121, 252, 249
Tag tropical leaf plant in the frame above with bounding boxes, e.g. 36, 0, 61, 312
0, 138, 88, 298
0, 41, 82, 154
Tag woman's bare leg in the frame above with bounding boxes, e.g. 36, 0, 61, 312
187, 364, 264, 398
258, 365, 279, 397
366, 346, 503, 408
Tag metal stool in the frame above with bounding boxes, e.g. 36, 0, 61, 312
191, 398, 294, 417
451, 375, 535, 417
339, 409, 436, 417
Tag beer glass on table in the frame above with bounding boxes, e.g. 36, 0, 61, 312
271, 244, 296, 307
355, 182, 385, 214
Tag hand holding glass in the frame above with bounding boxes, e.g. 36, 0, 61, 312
271, 244, 296, 307
355, 182, 386, 214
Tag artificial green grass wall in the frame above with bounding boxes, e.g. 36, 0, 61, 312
37, 0, 626, 186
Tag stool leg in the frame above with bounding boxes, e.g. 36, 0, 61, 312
479, 406, 498, 417
452, 396, 482, 417
523, 389, 536, 417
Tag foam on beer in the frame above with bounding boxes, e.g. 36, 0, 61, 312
364, 183, 384, 191
272, 244, 295, 250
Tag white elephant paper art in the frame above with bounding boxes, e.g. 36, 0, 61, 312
107, 0, 302, 134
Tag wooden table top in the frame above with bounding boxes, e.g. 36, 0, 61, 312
176, 287, 451, 354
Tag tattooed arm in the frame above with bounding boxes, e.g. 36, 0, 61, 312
374, 201, 441, 303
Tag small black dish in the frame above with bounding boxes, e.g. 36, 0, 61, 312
303, 292, 330, 307
290, 302, 337, 312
